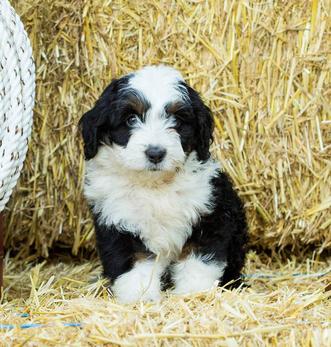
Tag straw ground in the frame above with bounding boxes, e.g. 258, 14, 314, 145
4, 0, 330, 257
0, 251, 330, 346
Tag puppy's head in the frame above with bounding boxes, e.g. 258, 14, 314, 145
79, 65, 213, 172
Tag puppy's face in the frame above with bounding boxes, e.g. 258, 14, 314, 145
79, 66, 213, 172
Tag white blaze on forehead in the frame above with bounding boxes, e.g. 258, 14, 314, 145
128, 65, 186, 110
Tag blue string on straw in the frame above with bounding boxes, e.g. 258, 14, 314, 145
242, 269, 331, 279
0, 321, 82, 330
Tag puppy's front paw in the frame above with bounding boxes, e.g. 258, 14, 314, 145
172, 254, 226, 295
111, 260, 163, 304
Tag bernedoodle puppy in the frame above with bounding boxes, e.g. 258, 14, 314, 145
79, 65, 248, 303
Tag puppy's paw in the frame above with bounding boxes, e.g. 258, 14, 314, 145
172, 254, 226, 295
111, 260, 163, 304
112, 277, 161, 304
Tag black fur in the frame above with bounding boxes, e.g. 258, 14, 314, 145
190, 172, 248, 287
179, 82, 214, 161
79, 75, 153, 159
93, 215, 152, 284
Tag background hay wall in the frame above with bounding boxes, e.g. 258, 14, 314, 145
4, 0, 330, 257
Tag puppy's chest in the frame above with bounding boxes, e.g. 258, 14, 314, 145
89, 167, 217, 255
111, 178, 211, 229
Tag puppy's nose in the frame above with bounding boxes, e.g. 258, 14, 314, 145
145, 146, 166, 164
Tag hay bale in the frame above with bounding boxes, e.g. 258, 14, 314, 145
5, 0, 330, 257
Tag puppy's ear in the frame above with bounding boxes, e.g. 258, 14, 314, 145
79, 78, 126, 159
79, 105, 107, 160
78, 107, 99, 160
185, 85, 214, 161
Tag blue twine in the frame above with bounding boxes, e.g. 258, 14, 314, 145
21, 323, 43, 329
0, 322, 82, 330
0, 324, 14, 330
63, 323, 82, 327
242, 269, 331, 279
18, 313, 29, 318
0, 313, 82, 330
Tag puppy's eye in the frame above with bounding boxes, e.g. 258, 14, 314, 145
126, 115, 139, 127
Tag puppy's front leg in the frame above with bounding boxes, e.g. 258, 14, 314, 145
95, 222, 165, 304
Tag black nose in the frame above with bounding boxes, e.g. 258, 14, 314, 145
145, 146, 166, 164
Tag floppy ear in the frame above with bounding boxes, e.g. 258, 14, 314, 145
79, 105, 107, 160
185, 85, 214, 161
79, 78, 125, 159
196, 101, 214, 161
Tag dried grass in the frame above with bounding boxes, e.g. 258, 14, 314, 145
4, 0, 331, 256
0, 251, 330, 346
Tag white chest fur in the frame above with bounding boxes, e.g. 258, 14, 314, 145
84, 147, 219, 257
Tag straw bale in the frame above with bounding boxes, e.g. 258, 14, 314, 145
4, 0, 331, 256
0, 251, 330, 346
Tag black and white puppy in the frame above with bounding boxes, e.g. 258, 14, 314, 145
79, 65, 248, 303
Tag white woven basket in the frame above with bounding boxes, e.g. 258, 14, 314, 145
0, 0, 35, 212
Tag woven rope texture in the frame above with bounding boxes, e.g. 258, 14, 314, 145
0, 0, 35, 212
